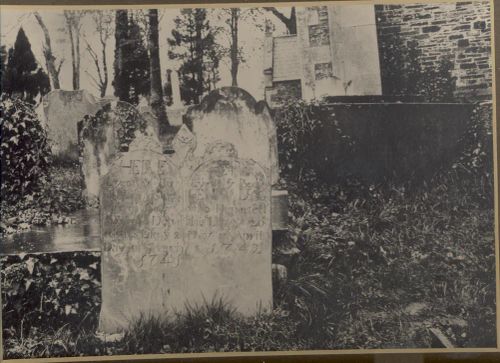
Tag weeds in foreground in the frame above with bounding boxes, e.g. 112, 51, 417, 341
2, 161, 495, 358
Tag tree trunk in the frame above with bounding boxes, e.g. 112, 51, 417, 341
100, 40, 108, 97
33, 12, 61, 89
289, 7, 297, 35
65, 13, 80, 90
195, 9, 204, 103
148, 9, 169, 132
68, 23, 77, 90
264, 7, 297, 35
75, 26, 80, 90
230, 8, 239, 87
113, 10, 128, 101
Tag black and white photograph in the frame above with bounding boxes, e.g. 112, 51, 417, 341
0, 1, 497, 360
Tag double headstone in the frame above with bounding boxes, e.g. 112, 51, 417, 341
99, 88, 277, 333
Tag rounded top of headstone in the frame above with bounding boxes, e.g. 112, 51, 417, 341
184, 87, 280, 185
187, 87, 271, 116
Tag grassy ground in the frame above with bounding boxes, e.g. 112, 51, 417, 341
1, 160, 496, 358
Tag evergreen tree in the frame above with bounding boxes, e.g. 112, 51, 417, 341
168, 9, 219, 105
2, 28, 50, 103
113, 10, 129, 102
113, 11, 150, 105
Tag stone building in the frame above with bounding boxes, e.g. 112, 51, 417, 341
263, 2, 491, 106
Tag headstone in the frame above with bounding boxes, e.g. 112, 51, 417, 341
99, 88, 274, 333
41, 89, 103, 161
182, 141, 272, 315
186, 87, 279, 185
79, 101, 150, 206
99, 136, 180, 332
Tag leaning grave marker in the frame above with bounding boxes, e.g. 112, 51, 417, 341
99, 88, 274, 333
41, 89, 105, 161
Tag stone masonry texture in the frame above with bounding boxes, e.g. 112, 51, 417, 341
375, 2, 492, 99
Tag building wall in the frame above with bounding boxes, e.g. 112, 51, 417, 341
264, 4, 382, 106
297, 5, 382, 100
272, 36, 302, 82
375, 2, 492, 99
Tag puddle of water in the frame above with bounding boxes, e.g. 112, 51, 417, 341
1, 209, 101, 255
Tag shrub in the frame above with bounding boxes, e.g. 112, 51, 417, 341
1, 252, 101, 337
453, 102, 493, 175
79, 101, 147, 153
378, 32, 456, 101
273, 99, 355, 182
1, 96, 51, 204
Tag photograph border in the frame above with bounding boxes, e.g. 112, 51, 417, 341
0, 0, 498, 360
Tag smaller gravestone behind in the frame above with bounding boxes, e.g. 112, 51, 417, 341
79, 101, 150, 206
42, 89, 103, 161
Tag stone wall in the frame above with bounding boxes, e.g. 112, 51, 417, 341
375, 2, 492, 99
277, 101, 475, 181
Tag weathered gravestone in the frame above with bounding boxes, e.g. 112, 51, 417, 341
78, 101, 151, 206
99, 88, 273, 333
187, 87, 279, 185
40, 89, 105, 161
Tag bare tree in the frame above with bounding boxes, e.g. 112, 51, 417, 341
263, 7, 296, 34
85, 11, 113, 97
63, 10, 85, 90
147, 9, 169, 131
33, 12, 63, 89
213, 8, 262, 87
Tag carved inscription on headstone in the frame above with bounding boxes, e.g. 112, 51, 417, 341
99, 140, 272, 333
99, 147, 181, 332
181, 144, 272, 314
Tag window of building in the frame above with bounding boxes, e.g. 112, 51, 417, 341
270, 80, 302, 105
314, 62, 334, 80
308, 7, 330, 47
